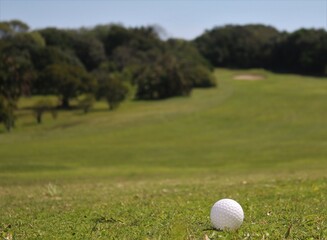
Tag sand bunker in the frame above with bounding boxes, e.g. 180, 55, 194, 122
233, 74, 265, 81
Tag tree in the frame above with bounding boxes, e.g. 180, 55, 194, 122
88, 24, 114, 43
39, 28, 106, 71
0, 20, 29, 38
182, 65, 216, 88
0, 22, 12, 38
195, 24, 327, 76
194, 24, 280, 68
39, 28, 74, 50
165, 39, 216, 88
0, 53, 36, 131
0, 53, 35, 101
30, 46, 83, 73
4, 31, 45, 49
270, 29, 327, 75
135, 54, 192, 100
78, 94, 95, 113
95, 72, 129, 110
38, 64, 96, 108
0, 30, 51, 100
0, 96, 15, 131
33, 98, 57, 124
71, 34, 106, 71
0, 28, 39, 131
103, 25, 132, 56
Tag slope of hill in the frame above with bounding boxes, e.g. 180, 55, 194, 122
0, 69, 326, 239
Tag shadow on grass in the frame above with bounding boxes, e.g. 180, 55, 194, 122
0, 130, 7, 134
202, 227, 222, 232
72, 107, 111, 116
21, 121, 39, 127
0, 164, 72, 173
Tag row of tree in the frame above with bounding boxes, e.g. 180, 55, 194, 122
194, 24, 327, 75
1, 21, 326, 131
0, 20, 215, 131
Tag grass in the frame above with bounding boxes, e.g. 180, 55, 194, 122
0, 69, 326, 239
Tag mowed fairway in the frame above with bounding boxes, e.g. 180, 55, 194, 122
0, 69, 326, 239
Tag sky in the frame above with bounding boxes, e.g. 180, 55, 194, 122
0, 0, 326, 39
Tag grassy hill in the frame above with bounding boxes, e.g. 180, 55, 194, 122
0, 69, 326, 239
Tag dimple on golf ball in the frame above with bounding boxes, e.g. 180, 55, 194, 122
210, 198, 244, 231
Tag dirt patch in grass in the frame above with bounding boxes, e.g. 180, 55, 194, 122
233, 74, 265, 81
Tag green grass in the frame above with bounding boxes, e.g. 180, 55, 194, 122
0, 69, 326, 239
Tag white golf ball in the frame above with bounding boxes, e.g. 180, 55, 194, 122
210, 198, 244, 231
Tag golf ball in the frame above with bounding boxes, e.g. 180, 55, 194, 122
210, 198, 244, 231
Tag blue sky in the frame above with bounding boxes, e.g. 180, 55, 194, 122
0, 0, 326, 39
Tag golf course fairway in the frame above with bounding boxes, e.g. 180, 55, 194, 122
0, 69, 326, 239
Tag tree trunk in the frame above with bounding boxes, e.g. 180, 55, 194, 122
37, 112, 42, 124
61, 97, 70, 109
5, 119, 13, 132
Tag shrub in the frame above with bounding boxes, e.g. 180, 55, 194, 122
95, 72, 129, 110
183, 65, 216, 88
135, 54, 192, 100
78, 94, 95, 114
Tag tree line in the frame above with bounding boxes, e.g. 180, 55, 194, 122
1, 21, 326, 131
194, 24, 327, 75
0, 20, 215, 131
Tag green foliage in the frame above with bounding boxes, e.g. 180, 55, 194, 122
0, 22, 12, 38
133, 39, 215, 99
87, 24, 116, 42
183, 65, 216, 88
104, 25, 133, 56
194, 24, 280, 68
39, 64, 96, 108
0, 32, 41, 103
72, 34, 106, 71
0, 96, 16, 131
0, 21, 217, 115
104, 25, 161, 56
105, 25, 164, 73
0, 19, 29, 38
31, 46, 83, 73
135, 54, 192, 99
39, 28, 106, 71
195, 24, 327, 75
28, 31, 46, 47
0, 38, 36, 131
78, 94, 95, 113
166, 39, 212, 69
92, 25, 208, 102
166, 39, 216, 88
38, 28, 75, 50
271, 29, 327, 75
6, 19, 29, 33
0, 52, 36, 100
95, 72, 129, 110
1, 31, 45, 52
